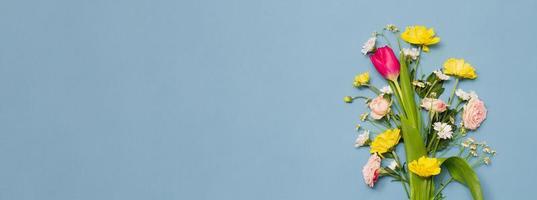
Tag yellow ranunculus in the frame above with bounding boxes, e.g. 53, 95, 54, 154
370, 129, 400, 154
408, 156, 441, 177
401, 26, 440, 52
443, 58, 477, 79
353, 72, 370, 87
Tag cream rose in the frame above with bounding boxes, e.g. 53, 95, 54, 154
462, 98, 487, 130
362, 154, 381, 187
369, 96, 391, 119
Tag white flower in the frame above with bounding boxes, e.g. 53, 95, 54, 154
455, 89, 471, 100
388, 160, 398, 170
384, 24, 399, 32
361, 37, 376, 55
402, 48, 420, 60
433, 122, 453, 139
354, 130, 370, 147
380, 86, 393, 94
456, 89, 478, 101
412, 80, 425, 88
469, 91, 479, 99
433, 70, 450, 80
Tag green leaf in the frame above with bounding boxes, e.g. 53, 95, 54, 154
398, 56, 432, 200
440, 157, 484, 200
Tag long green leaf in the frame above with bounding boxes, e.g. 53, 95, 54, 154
440, 157, 484, 200
398, 53, 431, 200
400, 117, 431, 199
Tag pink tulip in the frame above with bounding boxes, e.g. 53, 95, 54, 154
369, 46, 400, 81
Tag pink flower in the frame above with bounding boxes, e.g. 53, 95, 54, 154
369, 96, 391, 119
369, 46, 400, 81
463, 98, 487, 130
420, 98, 447, 113
362, 154, 381, 187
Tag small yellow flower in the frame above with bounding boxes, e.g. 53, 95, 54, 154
443, 58, 477, 79
409, 156, 441, 177
370, 129, 401, 154
401, 26, 440, 52
353, 72, 370, 87
344, 96, 353, 103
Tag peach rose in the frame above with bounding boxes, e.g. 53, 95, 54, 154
369, 96, 391, 119
462, 98, 487, 130
420, 98, 447, 113
362, 154, 381, 187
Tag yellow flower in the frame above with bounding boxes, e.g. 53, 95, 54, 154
353, 72, 370, 87
401, 26, 440, 52
409, 156, 441, 177
443, 58, 477, 79
370, 129, 401, 154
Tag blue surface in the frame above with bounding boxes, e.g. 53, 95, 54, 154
0, 0, 534, 199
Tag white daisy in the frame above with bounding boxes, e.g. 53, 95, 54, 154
380, 86, 393, 94
456, 89, 478, 101
469, 91, 479, 100
402, 48, 420, 60
455, 89, 471, 100
361, 37, 376, 55
354, 130, 370, 147
433, 122, 453, 139
388, 160, 398, 170
433, 70, 450, 81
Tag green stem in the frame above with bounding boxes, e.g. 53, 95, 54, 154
432, 139, 440, 157
392, 81, 405, 105
413, 46, 423, 79
392, 152, 410, 198
378, 32, 393, 47
424, 79, 438, 98
434, 178, 454, 199
364, 84, 382, 95
352, 96, 370, 101
448, 78, 459, 105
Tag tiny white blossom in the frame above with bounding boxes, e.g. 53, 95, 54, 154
433, 122, 453, 139
433, 70, 450, 80
384, 24, 399, 32
388, 160, 398, 170
455, 89, 471, 100
412, 80, 425, 88
402, 48, 420, 60
469, 91, 479, 99
456, 89, 478, 101
361, 37, 376, 55
380, 86, 393, 94
354, 130, 370, 147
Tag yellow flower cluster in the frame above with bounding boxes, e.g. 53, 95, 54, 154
353, 72, 370, 87
408, 156, 441, 177
443, 58, 477, 79
401, 26, 440, 52
370, 129, 401, 154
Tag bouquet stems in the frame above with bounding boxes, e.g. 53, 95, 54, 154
392, 56, 433, 199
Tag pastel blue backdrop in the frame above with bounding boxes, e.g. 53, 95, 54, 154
0, 0, 534, 199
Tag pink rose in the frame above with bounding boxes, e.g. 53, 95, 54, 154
362, 154, 381, 187
462, 98, 487, 130
369, 96, 391, 119
420, 98, 447, 113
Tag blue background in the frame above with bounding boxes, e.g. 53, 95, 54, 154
0, 0, 534, 199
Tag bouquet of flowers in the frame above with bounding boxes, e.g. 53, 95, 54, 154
344, 24, 496, 200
